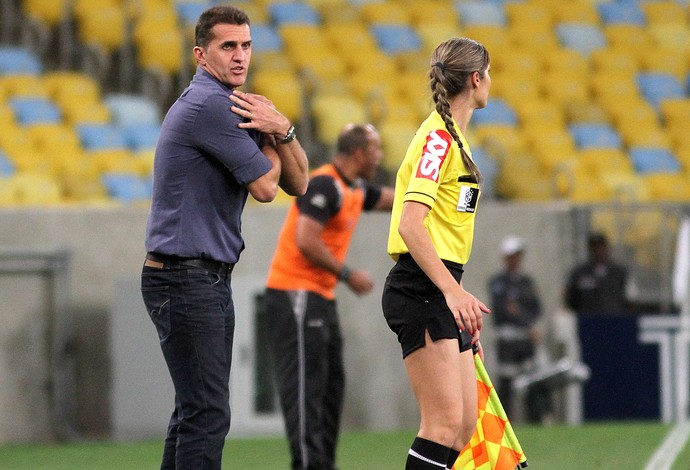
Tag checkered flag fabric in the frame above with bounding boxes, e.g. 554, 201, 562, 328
453, 353, 528, 470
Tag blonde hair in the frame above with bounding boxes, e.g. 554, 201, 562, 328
430, 38, 489, 184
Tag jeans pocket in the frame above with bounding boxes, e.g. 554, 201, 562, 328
142, 286, 171, 340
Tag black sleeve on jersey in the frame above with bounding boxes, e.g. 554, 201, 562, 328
296, 175, 340, 224
362, 182, 382, 211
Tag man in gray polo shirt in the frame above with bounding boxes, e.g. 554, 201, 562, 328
141, 5, 308, 469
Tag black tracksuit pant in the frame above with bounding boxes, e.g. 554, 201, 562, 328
265, 288, 345, 470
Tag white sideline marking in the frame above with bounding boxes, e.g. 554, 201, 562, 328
644, 421, 690, 470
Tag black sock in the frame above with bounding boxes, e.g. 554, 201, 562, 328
405, 437, 450, 469
446, 448, 460, 469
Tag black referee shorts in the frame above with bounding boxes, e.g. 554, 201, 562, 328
382, 254, 473, 358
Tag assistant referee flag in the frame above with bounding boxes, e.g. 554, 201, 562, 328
453, 352, 528, 470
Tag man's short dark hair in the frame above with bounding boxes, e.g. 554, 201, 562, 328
588, 232, 608, 248
336, 124, 372, 155
195, 5, 250, 48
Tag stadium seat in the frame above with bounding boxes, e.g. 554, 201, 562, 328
360, 1, 410, 24
563, 101, 608, 125
250, 24, 283, 54
505, 2, 552, 29
643, 173, 690, 202
77, 123, 127, 151
121, 123, 161, 151
473, 125, 530, 157
597, 2, 645, 25
104, 93, 161, 127
22, 0, 70, 27
543, 48, 589, 75
569, 123, 622, 150
378, 118, 418, 172
618, 124, 672, 149
462, 25, 511, 53
647, 24, 690, 55
102, 172, 152, 203
60, 101, 111, 126
636, 72, 686, 108
473, 98, 518, 126
406, 0, 460, 29
638, 45, 688, 82
175, 1, 211, 27
311, 91, 367, 144
76, 4, 127, 52
577, 148, 634, 178
270, 2, 320, 26
590, 48, 639, 75
641, 1, 686, 25
42, 71, 102, 108
25, 123, 81, 154
455, 2, 507, 26
556, 23, 607, 56
136, 29, 185, 74
472, 145, 497, 198
629, 147, 681, 174
9, 97, 61, 126
370, 24, 421, 56
552, 1, 599, 24
0, 46, 42, 75
0, 149, 15, 176
603, 23, 650, 50
660, 98, 690, 127
250, 69, 304, 122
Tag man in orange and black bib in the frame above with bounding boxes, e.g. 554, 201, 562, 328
264, 124, 394, 470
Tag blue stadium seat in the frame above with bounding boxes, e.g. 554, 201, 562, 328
104, 93, 161, 127
122, 123, 161, 151
176, 1, 212, 26
9, 97, 61, 125
569, 123, 622, 150
556, 23, 607, 56
102, 172, 152, 202
629, 147, 681, 173
455, 2, 506, 26
249, 24, 283, 53
370, 24, 421, 55
472, 145, 497, 198
270, 2, 320, 26
0, 149, 15, 176
597, 3, 645, 25
637, 72, 686, 108
77, 123, 127, 150
0, 46, 42, 75
473, 99, 518, 126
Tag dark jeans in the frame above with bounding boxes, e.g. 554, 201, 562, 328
141, 264, 234, 470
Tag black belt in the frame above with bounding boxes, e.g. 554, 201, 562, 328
145, 252, 234, 276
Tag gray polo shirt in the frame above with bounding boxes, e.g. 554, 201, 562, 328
145, 67, 272, 264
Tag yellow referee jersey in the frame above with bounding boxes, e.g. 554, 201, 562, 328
387, 111, 480, 265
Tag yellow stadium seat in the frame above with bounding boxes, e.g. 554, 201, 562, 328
42, 71, 102, 107
543, 48, 589, 75
25, 123, 81, 155
491, 47, 543, 76
325, 22, 379, 56
77, 4, 127, 52
60, 101, 110, 126
0, 74, 48, 98
462, 25, 512, 54
505, 2, 553, 29
553, 161, 611, 203
540, 71, 591, 108
638, 46, 688, 81
590, 71, 640, 105
416, 22, 463, 54
473, 124, 529, 157
590, 48, 640, 75
407, 0, 460, 29
644, 173, 690, 202
660, 98, 690, 126
0, 104, 16, 128
55, 155, 108, 202
9, 172, 63, 205
250, 69, 304, 122
647, 24, 690, 54
510, 24, 561, 54
607, 99, 659, 128
281, 24, 328, 51
603, 24, 650, 50
563, 101, 609, 125
360, 1, 410, 25
22, 0, 69, 26
577, 148, 634, 178
136, 29, 185, 74
524, 126, 577, 172
617, 123, 672, 149
516, 100, 566, 129
85, 148, 139, 173
600, 173, 651, 202
316, 1, 360, 25
378, 118, 418, 172
641, 1, 687, 26
311, 91, 368, 144
552, 2, 600, 24
496, 155, 554, 201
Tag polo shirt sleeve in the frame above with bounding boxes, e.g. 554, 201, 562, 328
404, 128, 455, 207
194, 93, 272, 185
361, 181, 382, 211
296, 175, 340, 225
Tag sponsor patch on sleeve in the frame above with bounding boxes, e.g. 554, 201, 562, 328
457, 185, 479, 213
415, 129, 452, 183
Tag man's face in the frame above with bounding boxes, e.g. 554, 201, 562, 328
194, 23, 251, 87
360, 130, 384, 181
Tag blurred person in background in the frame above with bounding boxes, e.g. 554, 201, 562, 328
141, 5, 308, 469
264, 123, 394, 470
381, 37, 492, 470
565, 231, 630, 315
488, 235, 552, 424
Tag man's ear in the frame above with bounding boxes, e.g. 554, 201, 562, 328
193, 46, 205, 65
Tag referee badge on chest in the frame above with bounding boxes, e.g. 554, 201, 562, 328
457, 183, 479, 213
